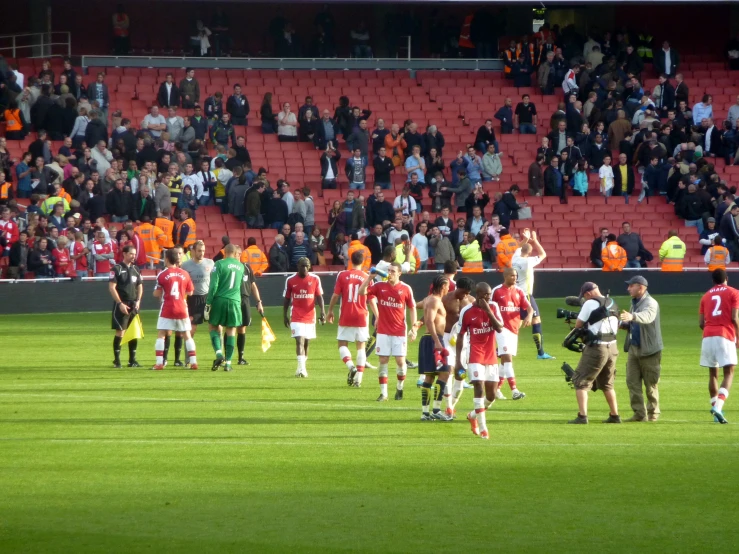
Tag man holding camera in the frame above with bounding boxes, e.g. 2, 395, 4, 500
568, 282, 622, 424
619, 276, 663, 422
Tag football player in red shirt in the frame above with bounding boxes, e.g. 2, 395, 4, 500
359, 262, 418, 401
699, 268, 739, 424
327, 250, 377, 387
152, 249, 198, 370
457, 282, 504, 439
283, 257, 326, 378
491, 267, 533, 400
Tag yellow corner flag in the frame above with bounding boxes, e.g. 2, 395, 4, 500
122, 314, 144, 344
261, 318, 276, 353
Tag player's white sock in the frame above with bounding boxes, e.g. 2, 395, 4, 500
716, 388, 729, 412
449, 378, 465, 408
185, 339, 197, 365
396, 364, 407, 391
484, 397, 495, 409
503, 362, 514, 379
355, 350, 366, 384
711, 396, 718, 408
339, 346, 354, 369
379, 363, 389, 396
297, 355, 306, 372
474, 397, 487, 432
155, 338, 165, 366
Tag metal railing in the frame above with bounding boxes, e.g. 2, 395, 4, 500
0, 32, 71, 59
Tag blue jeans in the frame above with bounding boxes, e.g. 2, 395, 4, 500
76, 270, 88, 279
353, 45, 373, 58
519, 123, 536, 134
685, 219, 704, 235
482, 260, 493, 270
349, 182, 365, 190
419, 260, 428, 270
477, 141, 500, 154
111, 215, 129, 222
270, 221, 284, 229
375, 181, 391, 190
625, 260, 641, 269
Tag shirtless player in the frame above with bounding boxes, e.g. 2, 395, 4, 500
440, 277, 476, 417
418, 274, 452, 421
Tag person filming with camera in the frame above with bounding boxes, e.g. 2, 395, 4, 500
566, 282, 622, 424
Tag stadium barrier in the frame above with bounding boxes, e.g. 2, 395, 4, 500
0, 269, 718, 314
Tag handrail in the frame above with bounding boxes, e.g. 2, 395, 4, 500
0, 31, 71, 59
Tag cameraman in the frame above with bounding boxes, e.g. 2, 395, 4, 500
568, 282, 622, 424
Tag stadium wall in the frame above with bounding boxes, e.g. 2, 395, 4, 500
0, 271, 718, 314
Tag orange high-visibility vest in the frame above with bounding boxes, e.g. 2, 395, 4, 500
459, 15, 474, 49
135, 223, 166, 262
503, 48, 521, 74
347, 240, 372, 272
661, 258, 684, 272
240, 245, 268, 276
602, 242, 627, 271
708, 246, 729, 272
0, 182, 12, 200
3, 109, 22, 132
155, 217, 175, 248
175, 218, 197, 249
496, 235, 519, 270
462, 260, 483, 273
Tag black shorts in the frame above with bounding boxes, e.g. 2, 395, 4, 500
111, 301, 135, 331
523, 295, 540, 318
240, 298, 252, 327
187, 295, 207, 325
417, 334, 449, 375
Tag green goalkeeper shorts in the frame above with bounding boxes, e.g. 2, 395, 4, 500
209, 298, 243, 328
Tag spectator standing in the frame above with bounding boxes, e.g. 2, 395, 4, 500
514, 94, 538, 134
474, 119, 498, 154
590, 227, 609, 268
314, 110, 339, 150
320, 144, 340, 190
165, 107, 184, 143
494, 98, 514, 134
463, 145, 483, 183
404, 145, 426, 184
658, 230, 686, 271
141, 106, 166, 139
544, 156, 563, 197
599, 155, 614, 197
227, 85, 250, 126
528, 153, 545, 196
157, 73, 180, 108
268, 234, 289, 273
619, 276, 663, 422
86, 73, 110, 126
345, 148, 367, 190
348, 119, 370, 160
692, 95, 713, 127
385, 124, 407, 167
373, 146, 394, 190
179, 69, 200, 109
481, 145, 503, 182
653, 41, 679, 77
617, 222, 647, 269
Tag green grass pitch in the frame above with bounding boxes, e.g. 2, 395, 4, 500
1, 295, 738, 553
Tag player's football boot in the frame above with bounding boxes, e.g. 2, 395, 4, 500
416, 377, 424, 388
420, 413, 434, 421
151, 364, 164, 371
295, 368, 308, 378
495, 389, 506, 400
394, 390, 403, 400
467, 412, 480, 436
445, 407, 456, 419
189, 364, 198, 370
602, 414, 622, 423
512, 390, 526, 400
347, 367, 357, 386
480, 430, 490, 440
238, 358, 249, 366
537, 353, 556, 360
568, 414, 589, 424
431, 411, 452, 421
112, 361, 122, 368
211, 357, 224, 371
174, 361, 184, 367
364, 361, 377, 369
406, 361, 418, 369
376, 394, 388, 402
223, 364, 232, 372
711, 408, 728, 424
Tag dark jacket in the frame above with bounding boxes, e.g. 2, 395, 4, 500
190, 115, 208, 140
204, 96, 223, 120
320, 151, 341, 179
85, 119, 108, 149
403, 131, 425, 158
157, 82, 181, 108
106, 188, 134, 218
86, 83, 110, 108
493, 191, 520, 228
31, 95, 55, 130
368, 200, 395, 228
131, 192, 158, 222
364, 233, 385, 264
314, 118, 340, 150
268, 242, 290, 272
226, 94, 250, 120
474, 125, 497, 149
425, 131, 445, 157
265, 197, 289, 226
590, 236, 607, 264
653, 48, 680, 76
703, 127, 723, 157
543, 166, 563, 197
655, 81, 676, 110
612, 164, 636, 196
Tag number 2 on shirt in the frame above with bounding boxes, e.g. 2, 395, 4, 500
712, 295, 722, 316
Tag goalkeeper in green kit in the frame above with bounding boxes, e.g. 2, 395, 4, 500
205, 244, 244, 371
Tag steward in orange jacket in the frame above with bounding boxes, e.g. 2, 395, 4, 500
347, 238, 372, 272
134, 217, 167, 265
496, 231, 519, 271
602, 235, 627, 271
240, 239, 269, 276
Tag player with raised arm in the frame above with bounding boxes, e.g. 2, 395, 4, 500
418, 275, 453, 421
327, 249, 376, 387
439, 277, 476, 416
699, 268, 739, 424
109, 244, 143, 368
236, 246, 265, 365
491, 267, 533, 399
205, 244, 244, 371
153, 249, 198, 370
457, 282, 504, 439
180, 240, 214, 366
284, 257, 326, 378
511, 229, 555, 360
359, 262, 417, 401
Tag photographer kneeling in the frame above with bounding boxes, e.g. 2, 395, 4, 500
566, 282, 622, 424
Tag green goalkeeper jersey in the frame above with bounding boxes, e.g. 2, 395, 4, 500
206, 258, 245, 304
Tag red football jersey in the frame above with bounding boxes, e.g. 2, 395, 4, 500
0, 219, 19, 252
92, 241, 113, 274
52, 247, 70, 276
460, 302, 502, 366
156, 267, 194, 319
700, 285, 739, 341
284, 273, 324, 324
334, 269, 369, 327
367, 281, 416, 336
72, 241, 88, 271
491, 284, 530, 335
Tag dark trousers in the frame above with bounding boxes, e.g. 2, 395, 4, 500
322, 178, 337, 189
